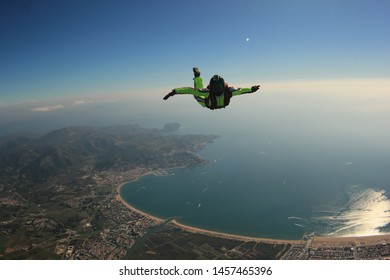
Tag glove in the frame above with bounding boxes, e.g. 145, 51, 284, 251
251, 85, 260, 93
163, 90, 176, 100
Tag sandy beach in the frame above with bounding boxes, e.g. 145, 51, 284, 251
170, 219, 303, 245
116, 182, 163, 223
171, 219, 390, 247
311, 234, 390, 247
116, 180, 390, 247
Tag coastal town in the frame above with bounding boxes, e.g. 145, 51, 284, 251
1, 125, 390, 260
2, 163, 390, 260
64, 165, 390, 260
282, 236, 390, 260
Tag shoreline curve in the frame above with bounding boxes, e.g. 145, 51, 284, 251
116, 180, 390, 247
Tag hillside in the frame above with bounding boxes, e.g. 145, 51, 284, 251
0, 124, 217, 182
0, 124, 218, 259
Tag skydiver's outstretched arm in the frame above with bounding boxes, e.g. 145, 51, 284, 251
230, 85, 260, 96
163, 87, 209, 100
163, 90, 175, 100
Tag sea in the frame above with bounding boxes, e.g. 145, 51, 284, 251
3, 86, 390, 240
120, 90, 390, 240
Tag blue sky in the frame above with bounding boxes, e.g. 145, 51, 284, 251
1, 0, 389, 104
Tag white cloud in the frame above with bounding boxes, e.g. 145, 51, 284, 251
31, 105, 64, 112
72, 100, 94, 106
73, 100, 86, 106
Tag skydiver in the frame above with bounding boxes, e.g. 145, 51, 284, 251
163, 67, 260, 110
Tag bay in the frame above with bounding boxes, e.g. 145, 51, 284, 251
121, 90, 390, 240
120, 134, 390, 240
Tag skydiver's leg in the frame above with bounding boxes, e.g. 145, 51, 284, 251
193, 68, 203, 89
174, 87, 209, 108
193, 67, 205, 107
194, 96, 206, 107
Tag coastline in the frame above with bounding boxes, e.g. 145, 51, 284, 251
116, 178, 300, 245
114, 166, 187, 222
116, 180, 164, 223
311, 234, 390, 247
115, 176, 390, 247
169, 219, 302, 245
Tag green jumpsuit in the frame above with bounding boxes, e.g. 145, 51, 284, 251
175, 85, 254, 110
194, 76, 204, 90
193, 76, 206, 107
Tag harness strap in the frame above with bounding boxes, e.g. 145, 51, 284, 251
205, 90, 232, 110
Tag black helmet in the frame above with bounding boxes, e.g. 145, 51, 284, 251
209, 75, 226, 96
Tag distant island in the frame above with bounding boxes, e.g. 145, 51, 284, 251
0, 124, 389, 260
161, 122, 180, 133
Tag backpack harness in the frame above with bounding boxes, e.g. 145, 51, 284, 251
205, 76, 232, 110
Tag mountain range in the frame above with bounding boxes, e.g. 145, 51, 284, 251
0, 124, 217, 182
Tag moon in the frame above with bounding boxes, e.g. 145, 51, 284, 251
246, 38, 250, 42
